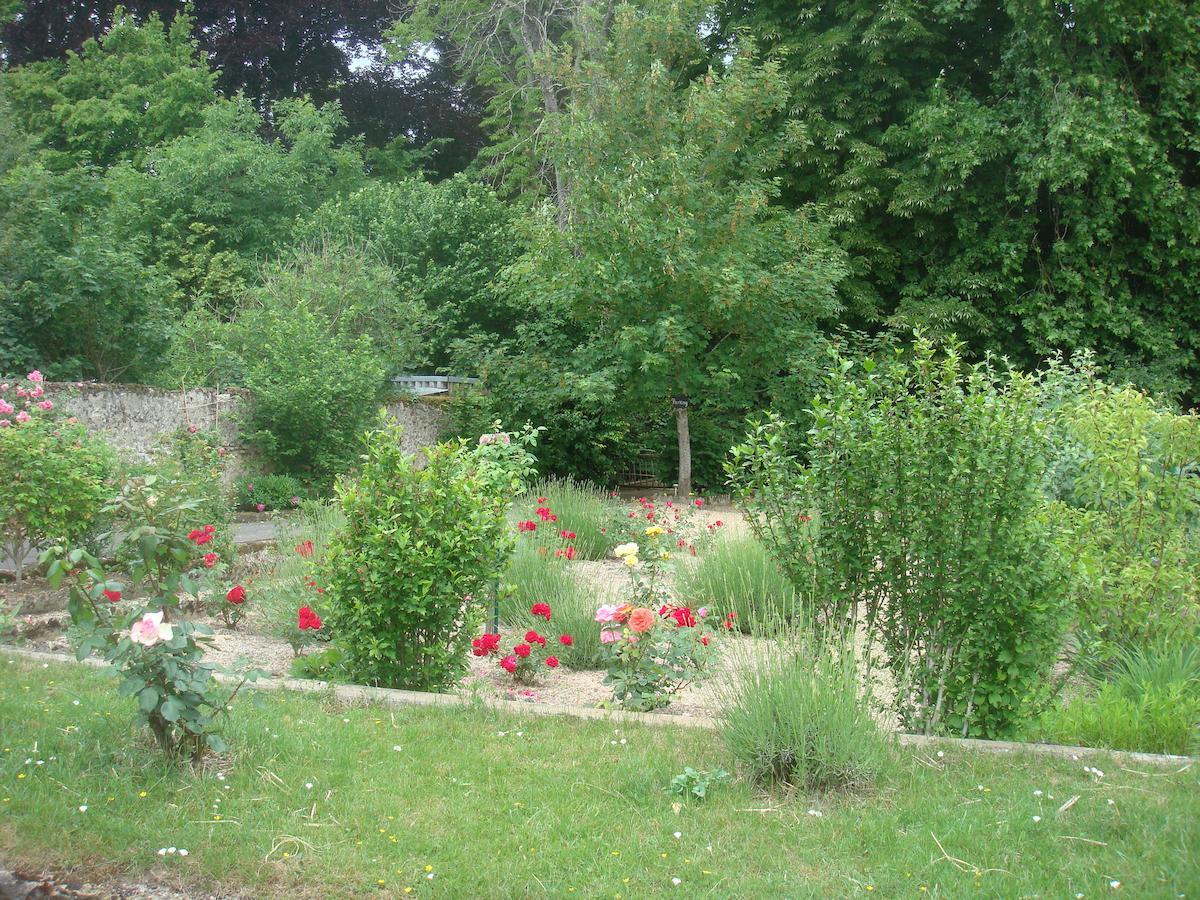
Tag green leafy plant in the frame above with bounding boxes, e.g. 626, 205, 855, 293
0, 372, 114, 582
234, 473, 306, 512
324, 421, 531, 690
42, 474, 259, 759
729, 339, 1073, 738
1041, 361, 1199, 664
718, 628, 890, 792
677, 534, 800, 633
1033, 640, 1200, 756
669, 766, 731, 802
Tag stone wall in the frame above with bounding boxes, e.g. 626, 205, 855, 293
44, 382, 450, 473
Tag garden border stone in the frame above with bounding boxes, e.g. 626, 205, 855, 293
4, 646, 1194, 768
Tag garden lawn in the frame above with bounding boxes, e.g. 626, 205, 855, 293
1, 656, 1197, 899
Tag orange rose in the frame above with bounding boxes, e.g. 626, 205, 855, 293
628, 607, 656, 633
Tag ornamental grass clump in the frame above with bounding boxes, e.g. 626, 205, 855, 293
324, 421, 536, 691
677, 534, 799, 633
719, 629, 890, 792
522, 477, 613, 560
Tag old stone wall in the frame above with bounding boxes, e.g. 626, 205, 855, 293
43, 382, 449, 473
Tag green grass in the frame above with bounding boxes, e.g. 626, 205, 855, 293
676, 534, 799, 632
2, 655, 1198, 898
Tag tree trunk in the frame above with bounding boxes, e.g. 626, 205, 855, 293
675, 405, 691, 498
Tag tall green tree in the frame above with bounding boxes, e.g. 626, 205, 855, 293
715, 0, 1200, 398
465, 3, 846, 487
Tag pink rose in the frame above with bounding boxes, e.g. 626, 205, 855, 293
594, 604, 619, 623
0, 420, 10, 428
27, 370, 43, 383
599, 629, 621, 644
31, 386, 43, 398
38, 400, 52, 411
0, 400, 12, 415
14, 410, 30, 424
130, 611, 172, 647
256, 503, 265, 512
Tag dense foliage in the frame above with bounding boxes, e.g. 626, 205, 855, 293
323, 423, 523, 690
730, 340, 1073, 739
713, 0, 1200, 398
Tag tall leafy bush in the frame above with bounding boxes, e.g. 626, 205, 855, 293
729, 339, 1072, 738
1042, 363, 1199, 661
324, 422, 528, 690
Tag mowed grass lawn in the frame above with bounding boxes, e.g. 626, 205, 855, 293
1, 656, 1196, 898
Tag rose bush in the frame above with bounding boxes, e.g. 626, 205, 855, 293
43, 475, 259, 760
598, 528, 722, 710
472, 602, 573, 684
0, 372, 114, 582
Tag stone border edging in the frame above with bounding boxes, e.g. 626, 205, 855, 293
4, 646, 1194, 768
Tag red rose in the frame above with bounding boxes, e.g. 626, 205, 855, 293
563, 546, 576, 560
102, 589, 121, 603
701, 634, 710, 646
545, 656, 559, 668
298, 606, 323, 630
530, 602, 552, 620
724, 612, 737, 630
204, 524, 216, 534
514, 643, 531, 658
525, 630, 546, 645
295, 540, 314, 558
203, 552, 219, 568
559, 634, 573, 646
226, 585, 246, 605
671, 607, 696, 628
537, 497, 547, 504
500, 655, 518, 673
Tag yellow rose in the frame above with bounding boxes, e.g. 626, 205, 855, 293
623, 555, 639, 568
644, 526, 666, 537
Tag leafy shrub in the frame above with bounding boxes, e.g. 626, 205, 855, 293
239, 304, 385, 482
234, 473, 305, 512
1033, 641, 1200, 756
718, 630, 890, 791
0, 372, 114, 582
520, 478, 614, 560
1041, 361, 1199, 663
729, 339, 1073, 738
677, 535, 799, 633
44, 475, 259, 759
324, 422, 529, 690
501, 540, 607, 670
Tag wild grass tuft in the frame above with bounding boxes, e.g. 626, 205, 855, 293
677, 535, 799, 632
718, 627, 890, 792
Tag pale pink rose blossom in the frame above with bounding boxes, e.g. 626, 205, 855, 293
594, 604, 620, 623
26, 370, 43, 383
0, 420, 10, 428
14, 410, 30, 424
697, 607, 709, 618
599, 629, 621, 644
130, 611, 173, 647
0, 399, 12, 415
30, 386, 44, 398
38, 400, 52, 411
